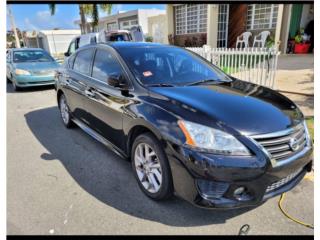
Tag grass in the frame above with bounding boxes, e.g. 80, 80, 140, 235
305, 117, 314, 142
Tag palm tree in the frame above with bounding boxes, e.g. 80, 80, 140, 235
49, 4, 113, 34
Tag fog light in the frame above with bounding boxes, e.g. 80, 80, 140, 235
234, 187, 245, 196
196, 179, 229, 199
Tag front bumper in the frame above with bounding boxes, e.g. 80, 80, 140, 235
165, 141, 313, 209
14, 75, 55, 87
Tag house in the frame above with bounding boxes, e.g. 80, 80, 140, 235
166, 4, 314, 53
24, 29, 81, 56
74, 9, 166, 37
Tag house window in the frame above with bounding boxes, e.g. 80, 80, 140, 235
131, 20, 138, 25
175, 4, 207, 35
247, 4, 279, 30
107, 22, 118, 31
119, 19, 139, 30
217, 4, 229, 48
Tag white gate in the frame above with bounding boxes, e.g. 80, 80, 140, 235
186, 46, 280, 89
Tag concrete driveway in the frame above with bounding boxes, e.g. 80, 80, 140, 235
7, 83, 314, 235
275, 54, 314, 116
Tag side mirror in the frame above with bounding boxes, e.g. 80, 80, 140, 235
64, 52, 70, 57
107, 74, 127, 89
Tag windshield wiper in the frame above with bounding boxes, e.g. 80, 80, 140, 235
186, 79, 222, 86
146, 83, 175, 87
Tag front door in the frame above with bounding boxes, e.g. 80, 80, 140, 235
82, 47, 131, 151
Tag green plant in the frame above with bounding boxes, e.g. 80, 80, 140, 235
145, 36, 153, 42
266, 35, 275, 48
294, 28, 305, 44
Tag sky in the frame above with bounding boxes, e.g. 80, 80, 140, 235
6, 4, 166, 31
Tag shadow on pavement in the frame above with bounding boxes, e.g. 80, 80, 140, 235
25, 106, 258, 227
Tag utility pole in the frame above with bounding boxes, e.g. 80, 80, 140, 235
7, 5, 21, 48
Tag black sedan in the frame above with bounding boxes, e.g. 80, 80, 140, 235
55, 42, 313, 209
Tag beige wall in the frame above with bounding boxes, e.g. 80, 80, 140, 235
147, 14, 168, 44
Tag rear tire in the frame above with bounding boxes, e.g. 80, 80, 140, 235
58, 93, 74, 128
131, 133, 173, 201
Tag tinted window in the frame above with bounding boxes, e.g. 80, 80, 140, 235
13, 50, 54, 63
73, 48, 94, 75
117, 47, 231, 86
92, 49, 124, 83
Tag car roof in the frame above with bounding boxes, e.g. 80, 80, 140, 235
99, 41, 173, 49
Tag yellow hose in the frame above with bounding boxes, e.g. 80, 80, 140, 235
278, 193, 314, 229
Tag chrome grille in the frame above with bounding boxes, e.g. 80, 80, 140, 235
253, 124, 307, 162
266, 168, 303, 193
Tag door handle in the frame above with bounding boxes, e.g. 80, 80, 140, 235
85, 88, 96, 98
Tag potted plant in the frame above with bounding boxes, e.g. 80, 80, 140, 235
294, 28, 311, 54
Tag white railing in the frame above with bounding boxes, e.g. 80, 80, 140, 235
186, 46, 280, 89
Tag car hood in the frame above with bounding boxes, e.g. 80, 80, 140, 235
13, 61, 59, 72
149, 80, 304, 136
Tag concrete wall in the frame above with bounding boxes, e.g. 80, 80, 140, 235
166, 4, 175, 39
25, 30, 81, 55
138, 9, 166, 35
147, 14, 168, 44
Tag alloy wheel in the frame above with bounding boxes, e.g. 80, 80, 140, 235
134, 143, 162, 193
59, 95, 70, 125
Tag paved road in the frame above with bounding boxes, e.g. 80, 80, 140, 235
7, 83, 314, 235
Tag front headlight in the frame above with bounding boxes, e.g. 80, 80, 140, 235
15, 69, 31, 75
178, 120, 251, 156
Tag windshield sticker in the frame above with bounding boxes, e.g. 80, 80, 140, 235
143, 71, 153, 77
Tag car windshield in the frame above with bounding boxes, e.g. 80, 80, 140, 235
117, 46, 231, 86
13, 50, 54, 63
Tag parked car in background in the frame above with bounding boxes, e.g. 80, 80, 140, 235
6, 48, 60, 91
55, 42, 313, 209
64, 26, 144, 57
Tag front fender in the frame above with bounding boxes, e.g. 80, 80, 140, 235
123, 100, 185, 148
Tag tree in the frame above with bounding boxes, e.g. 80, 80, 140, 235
49, 4, 113, 34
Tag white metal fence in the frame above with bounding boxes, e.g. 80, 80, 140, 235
186, 46, 280, 89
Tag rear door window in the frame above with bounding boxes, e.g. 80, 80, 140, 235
73, 48, 94, 75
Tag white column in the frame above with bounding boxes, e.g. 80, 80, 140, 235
275, 4, 284, 50
206, 4, 219, 48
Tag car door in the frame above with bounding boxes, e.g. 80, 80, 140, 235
82, 46, 131, 151
62, 48, 95, 122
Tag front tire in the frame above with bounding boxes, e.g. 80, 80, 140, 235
12, 81, 20, 91
58, 93, 74, 128
131, 133, 173, 200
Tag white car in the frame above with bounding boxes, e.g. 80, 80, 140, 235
64, 26, 144, 57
